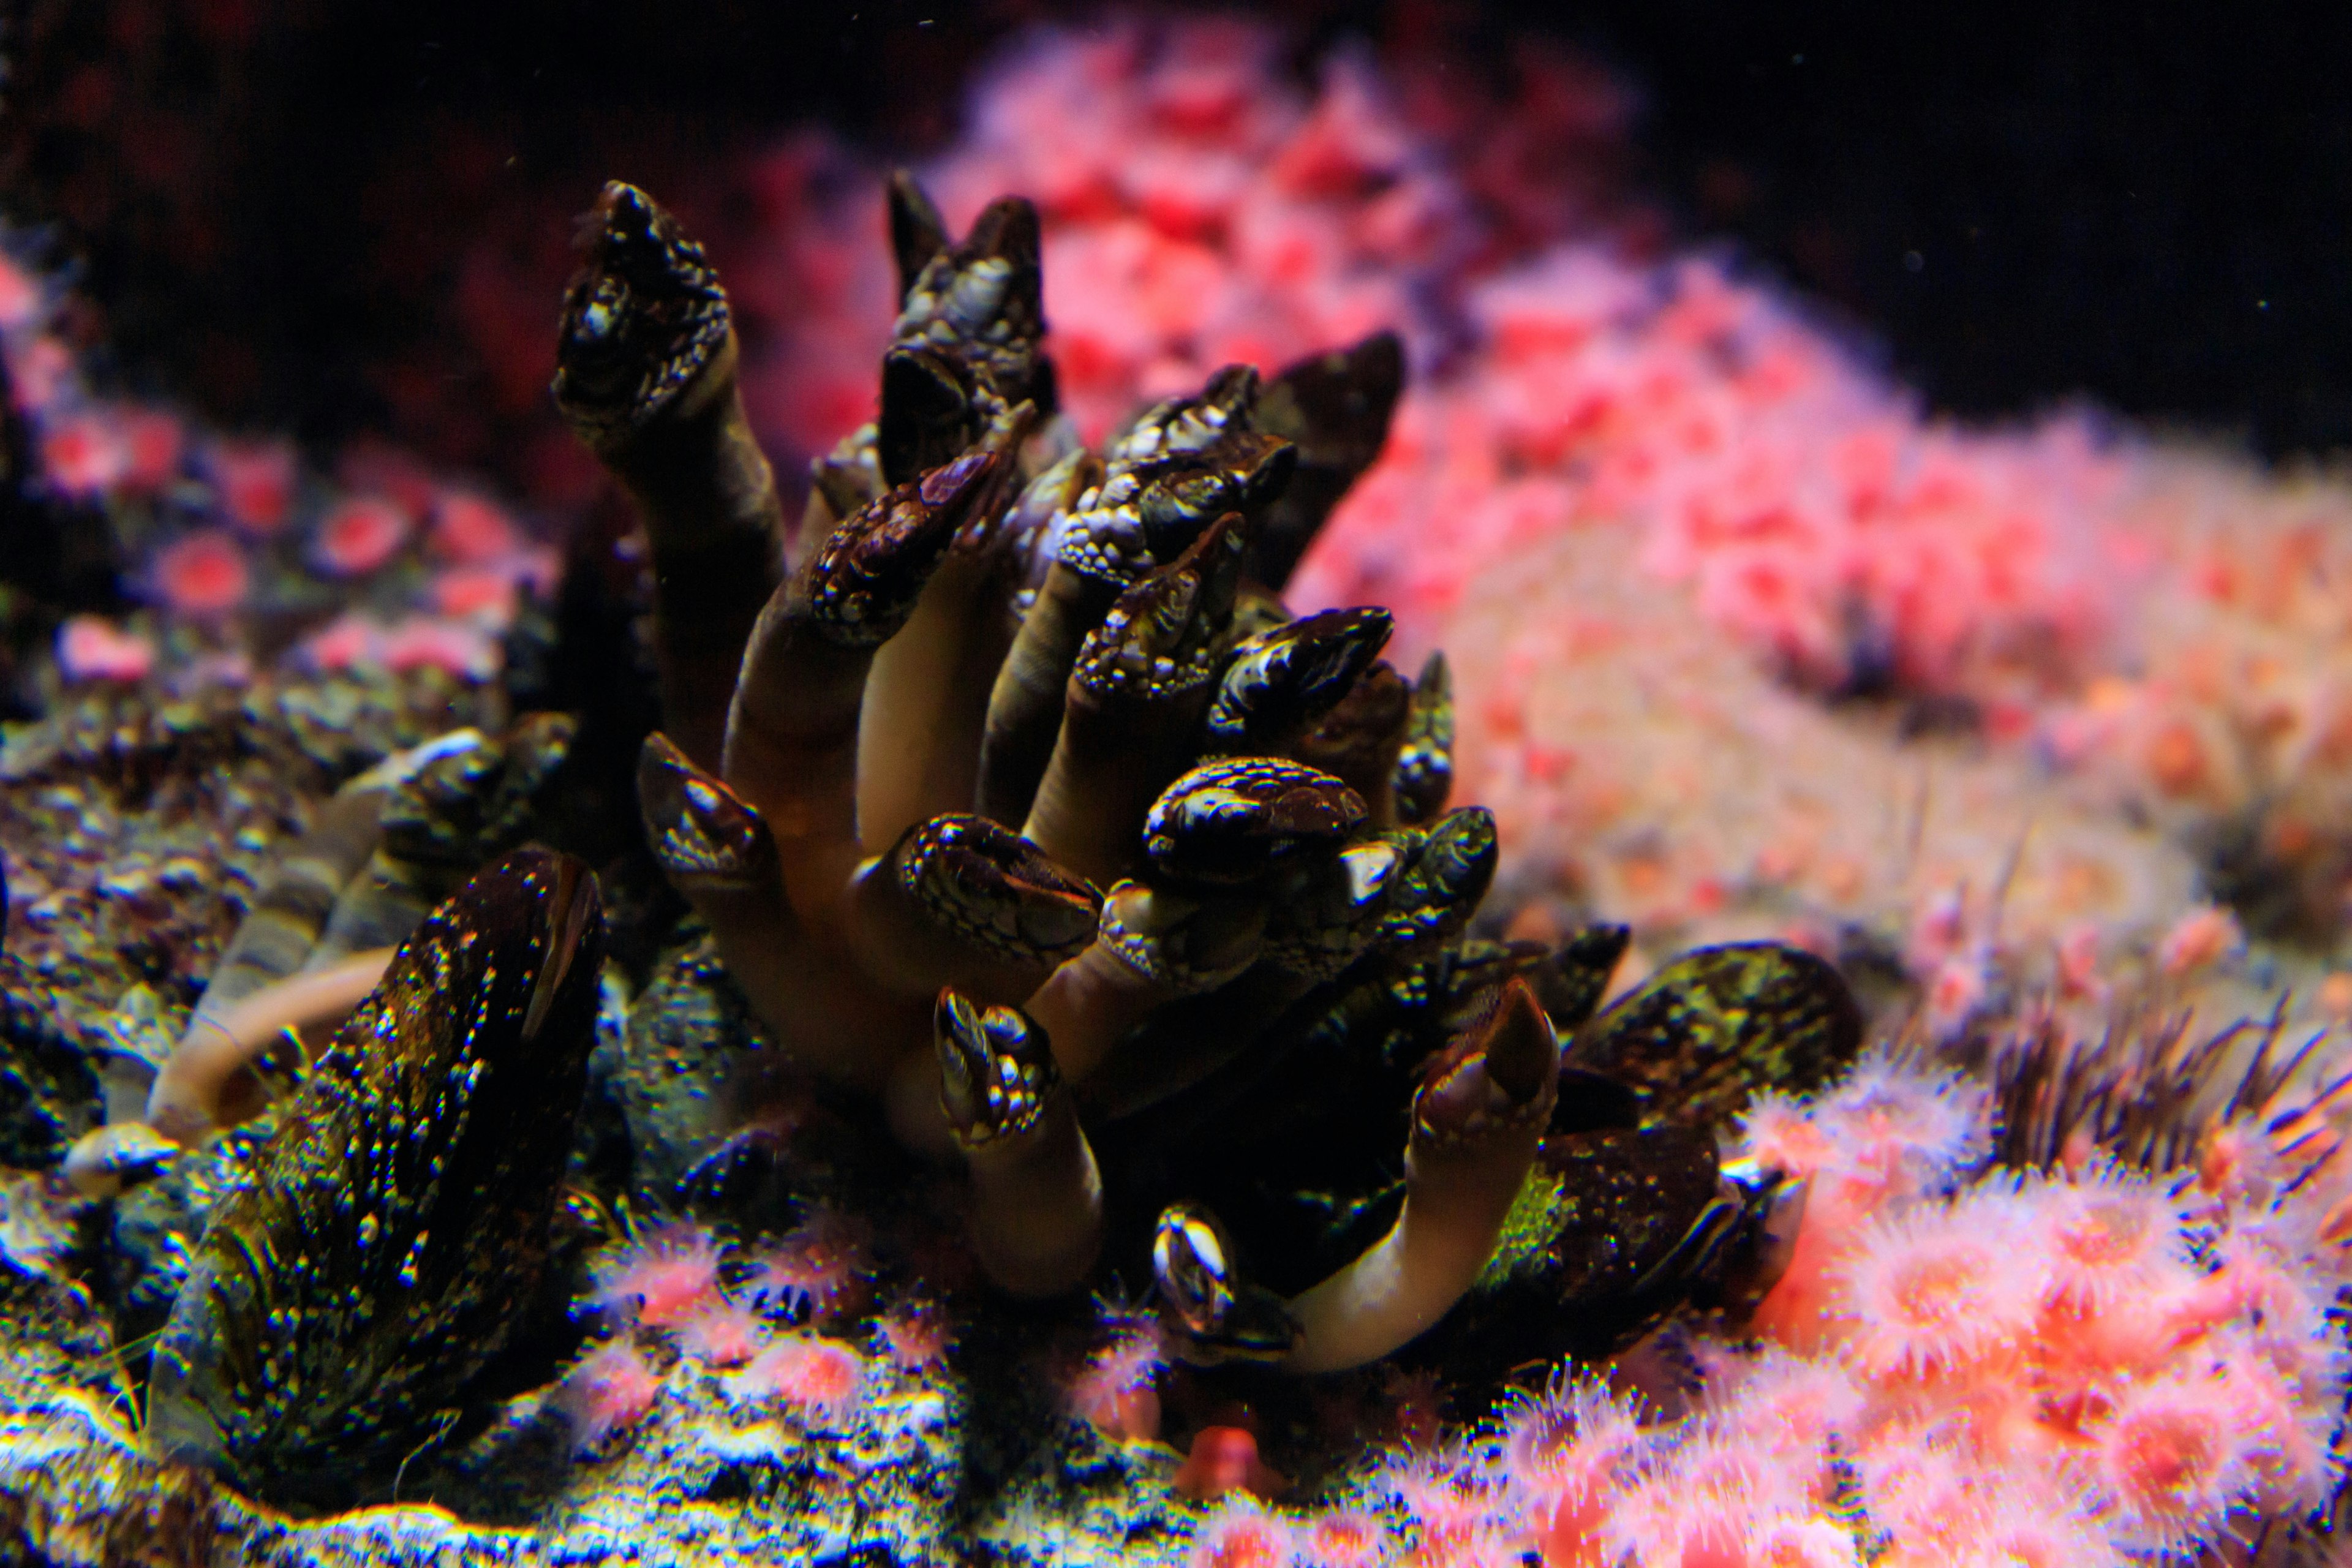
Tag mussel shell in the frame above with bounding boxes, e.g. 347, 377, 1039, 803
1567, 942, 1863, 1130
145, 848, 606, 1508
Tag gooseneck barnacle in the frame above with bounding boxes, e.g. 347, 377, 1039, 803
554, 178, 1852, 1377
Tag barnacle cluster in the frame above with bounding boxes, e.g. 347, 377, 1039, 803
554, 173, 1858, 1384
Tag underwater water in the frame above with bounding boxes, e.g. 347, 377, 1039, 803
1, 7, 2350, 1566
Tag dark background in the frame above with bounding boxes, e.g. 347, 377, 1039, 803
5, 0, 2346, 473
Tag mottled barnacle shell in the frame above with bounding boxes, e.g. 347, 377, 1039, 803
550, 182, 731, 445
1531, 924, 1632, 1033
1142, 758, 1368, 887
1204, 608, 1395, 755
1376, 807, 1498, 959
898, 815, 1102, 964
1567, 942, 1863, 1129
803, 451, 997, 646
881, 196, 1052, 484
1069, 515, 1245, 704
145, 848, 606, 1508
1262, 839, 1403, 981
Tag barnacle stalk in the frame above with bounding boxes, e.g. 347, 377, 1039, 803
935, 990, 1102, 1297
1280, 977, 1560, 1373
553, 181, 784, 771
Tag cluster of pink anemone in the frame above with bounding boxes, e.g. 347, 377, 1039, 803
1171, 1050, 2349, 1568
555, 1213, 948, 1455
0, 241, 551, 687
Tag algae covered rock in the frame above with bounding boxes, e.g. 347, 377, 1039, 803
144, 847, 606, 1509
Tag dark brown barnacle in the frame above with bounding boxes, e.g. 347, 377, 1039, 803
1251, 331, 1405, 589
1392, 650, 1455, 827
935, 990, 1058, 1145
1441, 1123, 1731, 1368
896, 815, 1102, 966
1142, 758, 1369, 888
1292, 659, 1413, 827
145, 848, 606, 1509
379, 712, 575, 870
802, 450, 998, 646
1531, 923, 1632, 1032
1566, 942, 1864, 1131
1376, 807, 1498, 958
1204, 607, 1395, 755
551, 180, 783, 771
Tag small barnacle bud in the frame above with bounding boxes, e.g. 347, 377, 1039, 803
1376, 805, 1498, 957
636, 731, 776, 891
935, 990, 1058, 1146
1152, 1202, 1300, 1365
1392, 650, 1455, 827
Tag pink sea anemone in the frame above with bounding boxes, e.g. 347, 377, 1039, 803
740, 1210, 872, 1321
1830, 1191, 2038, 1380
1497, 1369, 1646, 1515
1300, 1510, 1389, 1568
2074, 1365, 2260, 1555
1189, 1507, 1295, 1568
554, 1336, 662, 1453
429, 489, 521, 564
209, 439, 296, 535
40, 413, 127, 497
56, 617, 155, 684
2024, 1160, 2195, 1316
723, 1332, 869, 1425
585, 1221, 723, 1330
872, 1298, 954, 1373
151, 530, 250, 616
314, 495, 411, 576
1064, 1310, 1167, 1443
673, 1296, 769, 1368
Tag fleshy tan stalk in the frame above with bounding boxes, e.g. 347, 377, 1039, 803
639, 733, 921, 1093
553, 182, 783, 772
1280, 978, 1560, 1373
724, 451, 998, 930
935, 990, 1102, 1297
1022, 515, 1246, 885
